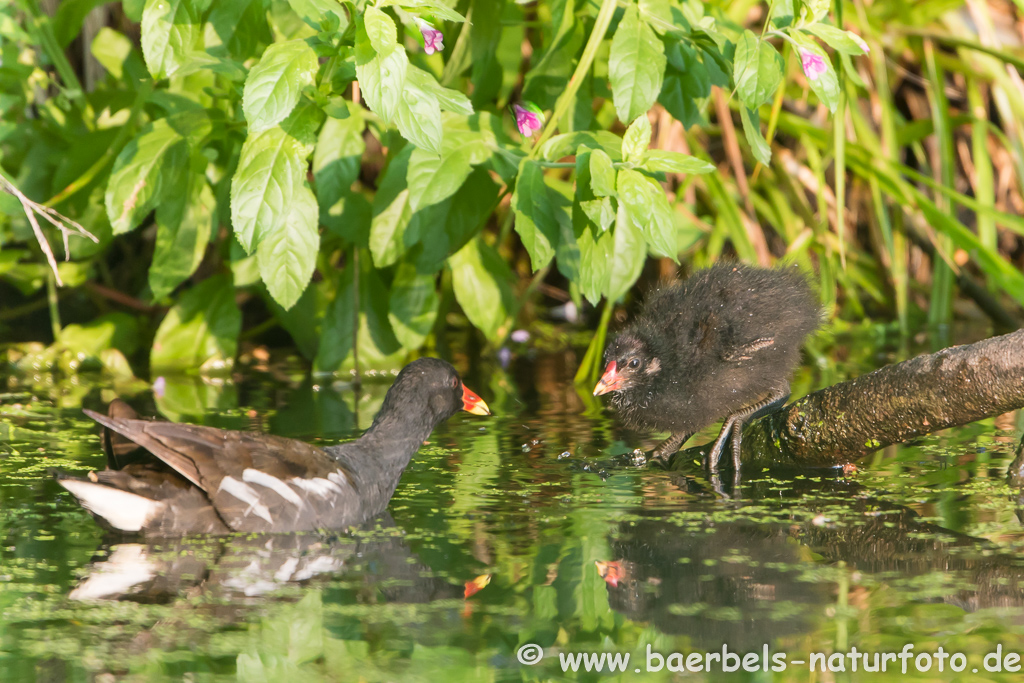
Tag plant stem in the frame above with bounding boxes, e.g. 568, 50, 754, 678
352, 248, 361, 389
573, 300, 614, 386
529, 0, 617, 157
46, 271, 61, 341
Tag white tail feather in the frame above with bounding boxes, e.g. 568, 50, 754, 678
59, 479, 163, 532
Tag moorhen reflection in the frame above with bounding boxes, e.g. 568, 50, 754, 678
55, 358, 490, 535
66, 513, 463, 603
594, 264, 820, 471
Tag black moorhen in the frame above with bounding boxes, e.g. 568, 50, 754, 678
56, 358, 490, 535
593, 263, 820, 471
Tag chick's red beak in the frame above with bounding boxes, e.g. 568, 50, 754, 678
461, 385, 491, 415
593, 361, 623, 396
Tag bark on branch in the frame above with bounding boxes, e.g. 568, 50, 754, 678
670, 328, 1024, 469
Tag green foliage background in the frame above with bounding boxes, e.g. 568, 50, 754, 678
1, 0, 1022, 379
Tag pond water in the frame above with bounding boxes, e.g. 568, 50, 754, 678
1, 327, 1024, 682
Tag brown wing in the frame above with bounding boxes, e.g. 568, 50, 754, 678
83, 409, 358, 532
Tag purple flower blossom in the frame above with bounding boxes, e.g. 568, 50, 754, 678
512, 102, 544, 137
153, 376, 166, 398
799, 48, 828, 81
510, 329, 530, 343
416, 19, 444, 55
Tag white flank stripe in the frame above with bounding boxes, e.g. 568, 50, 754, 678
328, 471, 350, 488
218, 476, 274, 523
59, 479, 162, 532
290, 477, 343, 497
242, 468, 305, 508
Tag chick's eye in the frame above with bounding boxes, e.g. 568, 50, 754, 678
628, 358, 640, 369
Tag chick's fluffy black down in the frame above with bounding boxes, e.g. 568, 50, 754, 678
606, 263, 821, 436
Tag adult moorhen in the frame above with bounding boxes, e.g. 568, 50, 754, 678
56, 358, 490, 535
593, 264, 820, 472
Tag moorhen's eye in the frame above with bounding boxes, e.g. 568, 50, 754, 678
628, 358, 640, 369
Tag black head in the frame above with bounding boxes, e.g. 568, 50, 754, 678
381, 358, 490, 427
593, 332, 662, 396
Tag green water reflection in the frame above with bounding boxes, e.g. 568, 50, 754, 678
1, 329, 1023, 681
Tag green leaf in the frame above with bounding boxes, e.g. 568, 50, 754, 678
150, 173, 214, 300
355, 18, 409, 124
607, 202, 647, 302
209, 0, 272, 60
364, 7, 397, 56
617, 168, 677, 261
369, 147, 414, 267
608, 5, 666, 123
406, 65, 474, 115
231, 128, 309, 253
91, 28, 133, 79
733, 30, 783, 108
803, 24, 869, 55
580, 197, 616, 232
740, 106, 771, 165
381, 0, 466, 23
313, 103, 366, 214
576, 223, 612, 304
105, 119, 189, 234
60, 312, 139, 358
800, 0, 831, 24
539, 131, 623, 162
242, 40, 320, 134
257, 186, 320, 310
394, 73, 444, 155
151, 274, 241, 371
141, 0, 202, 80
407, 131, 489, 211
388, 260, 439, 349
659, 51, 711, 130
417, 167, 500, 272
621, 114, 651, 163
450, 237, 515, 342
512, 160, 562, 270
287, 0, 349, 32
638, 0, 673, 31
54, 0, 107, 47
589, 149, 617, 197
642, 150, 715, 174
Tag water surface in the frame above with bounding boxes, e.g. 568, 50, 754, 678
2, 328, 1024, 681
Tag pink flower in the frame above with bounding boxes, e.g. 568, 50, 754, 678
512, 102, 544, 137
416, 19, 444, 55
851, 33, 870, 54
799, 48, 828, 81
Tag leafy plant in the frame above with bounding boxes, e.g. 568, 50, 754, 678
0, 0, 1021, 376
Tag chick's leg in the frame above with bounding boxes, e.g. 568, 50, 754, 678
650, 431, 693, 464
705, 384, 791, 473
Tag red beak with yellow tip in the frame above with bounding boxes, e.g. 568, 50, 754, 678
593, 361, 624, 396
461, 385, 491, 415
